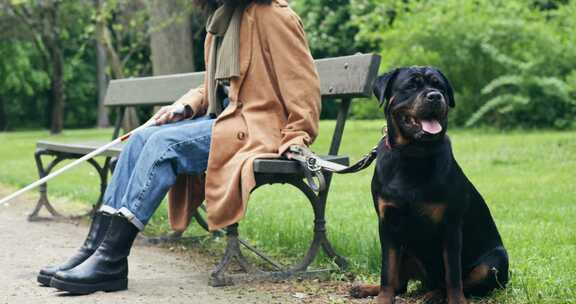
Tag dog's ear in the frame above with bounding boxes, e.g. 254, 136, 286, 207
373, 68, 400, 112
435, 69, 455, 108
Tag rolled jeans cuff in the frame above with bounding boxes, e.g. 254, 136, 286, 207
118, 207, 146, 231
99, 205, 118, 215
98, 206, 145, 231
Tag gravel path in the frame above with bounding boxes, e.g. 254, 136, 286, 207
0, 186, 293, 304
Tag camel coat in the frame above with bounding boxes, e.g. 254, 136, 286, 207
168, 0, 321, 231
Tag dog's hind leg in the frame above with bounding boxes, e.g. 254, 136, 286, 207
464, 246, 509, 296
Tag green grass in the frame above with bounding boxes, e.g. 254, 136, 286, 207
1, 122, 575, 303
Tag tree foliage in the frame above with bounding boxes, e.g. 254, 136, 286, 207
0, 0, 575, 130
292, 0, 364, 58
1, 0, 95, 132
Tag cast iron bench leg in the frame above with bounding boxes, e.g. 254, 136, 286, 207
78, 158, 108, 218
209, 174, 348, 286
29, 149, 63, 221
210, 224, 262, 287
289, 177, 348, 272
29, 149, 109, 221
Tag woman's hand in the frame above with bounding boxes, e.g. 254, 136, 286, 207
283, 145, 305, 160
153, 104, 188, 125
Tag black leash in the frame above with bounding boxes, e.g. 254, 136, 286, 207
333, 143, 379, 174
288, 137, 383, 192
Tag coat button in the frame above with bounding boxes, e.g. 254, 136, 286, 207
237, 132, 246, 140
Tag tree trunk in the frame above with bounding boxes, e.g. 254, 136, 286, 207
41, 2, 65, 135
95, 0, 109, 128
96, 40, 110, 128
95, 6, 140, 132
49, 44, 65, 134
148, 0, 196, 76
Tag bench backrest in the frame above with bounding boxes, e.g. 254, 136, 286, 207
104, 53, 381, 107
104, 53, 381, 156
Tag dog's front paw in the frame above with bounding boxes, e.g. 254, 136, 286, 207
375, 292, 396, 304
349, 284, 380, 298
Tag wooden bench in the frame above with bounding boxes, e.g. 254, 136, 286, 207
31, 53, 381, 285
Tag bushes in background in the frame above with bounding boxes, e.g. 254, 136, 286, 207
347, 0, 576, 128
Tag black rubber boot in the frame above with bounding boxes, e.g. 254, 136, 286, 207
50, 214, 139, 294
37, 212, 112, 286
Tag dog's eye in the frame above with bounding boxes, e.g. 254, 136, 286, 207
430, 77, 441, 85
405, 83, 418, 91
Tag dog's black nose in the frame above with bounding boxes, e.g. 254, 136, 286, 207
426, 91, 443, 103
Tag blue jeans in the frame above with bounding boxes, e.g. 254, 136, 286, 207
100, 116, 214, 230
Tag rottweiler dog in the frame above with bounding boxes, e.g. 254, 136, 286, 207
350, 67, 509, 304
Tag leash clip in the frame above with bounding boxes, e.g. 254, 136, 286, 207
288, 146, 326, 192
305, 155, 321, 172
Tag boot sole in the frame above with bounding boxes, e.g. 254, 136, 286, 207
50, 277, 128, 294
37, 273, 53, 286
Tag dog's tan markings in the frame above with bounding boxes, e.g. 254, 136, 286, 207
387, 247, 400, 290
395, 133, 409, 146
349, 284, 379, 298
464, 264, 490, 288
378, 197, 396, 219
390, 117, 410, 146
419, 203, 447, 224
393, 115, 409, 145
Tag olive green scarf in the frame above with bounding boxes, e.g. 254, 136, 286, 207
206, 3, 245, 116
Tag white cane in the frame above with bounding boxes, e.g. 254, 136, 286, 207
0, 118, 159, 207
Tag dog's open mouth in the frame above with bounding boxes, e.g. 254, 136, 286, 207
402, 115, 443, 134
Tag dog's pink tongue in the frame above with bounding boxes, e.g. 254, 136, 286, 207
421, 119, 443, 134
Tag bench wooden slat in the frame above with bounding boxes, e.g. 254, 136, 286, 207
36, 141, 123, 158
316, 54, 380, 99
104, 53, 381, 107
104, 72, 204, 107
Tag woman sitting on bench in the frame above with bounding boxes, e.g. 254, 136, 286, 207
37, 0, 320, 294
